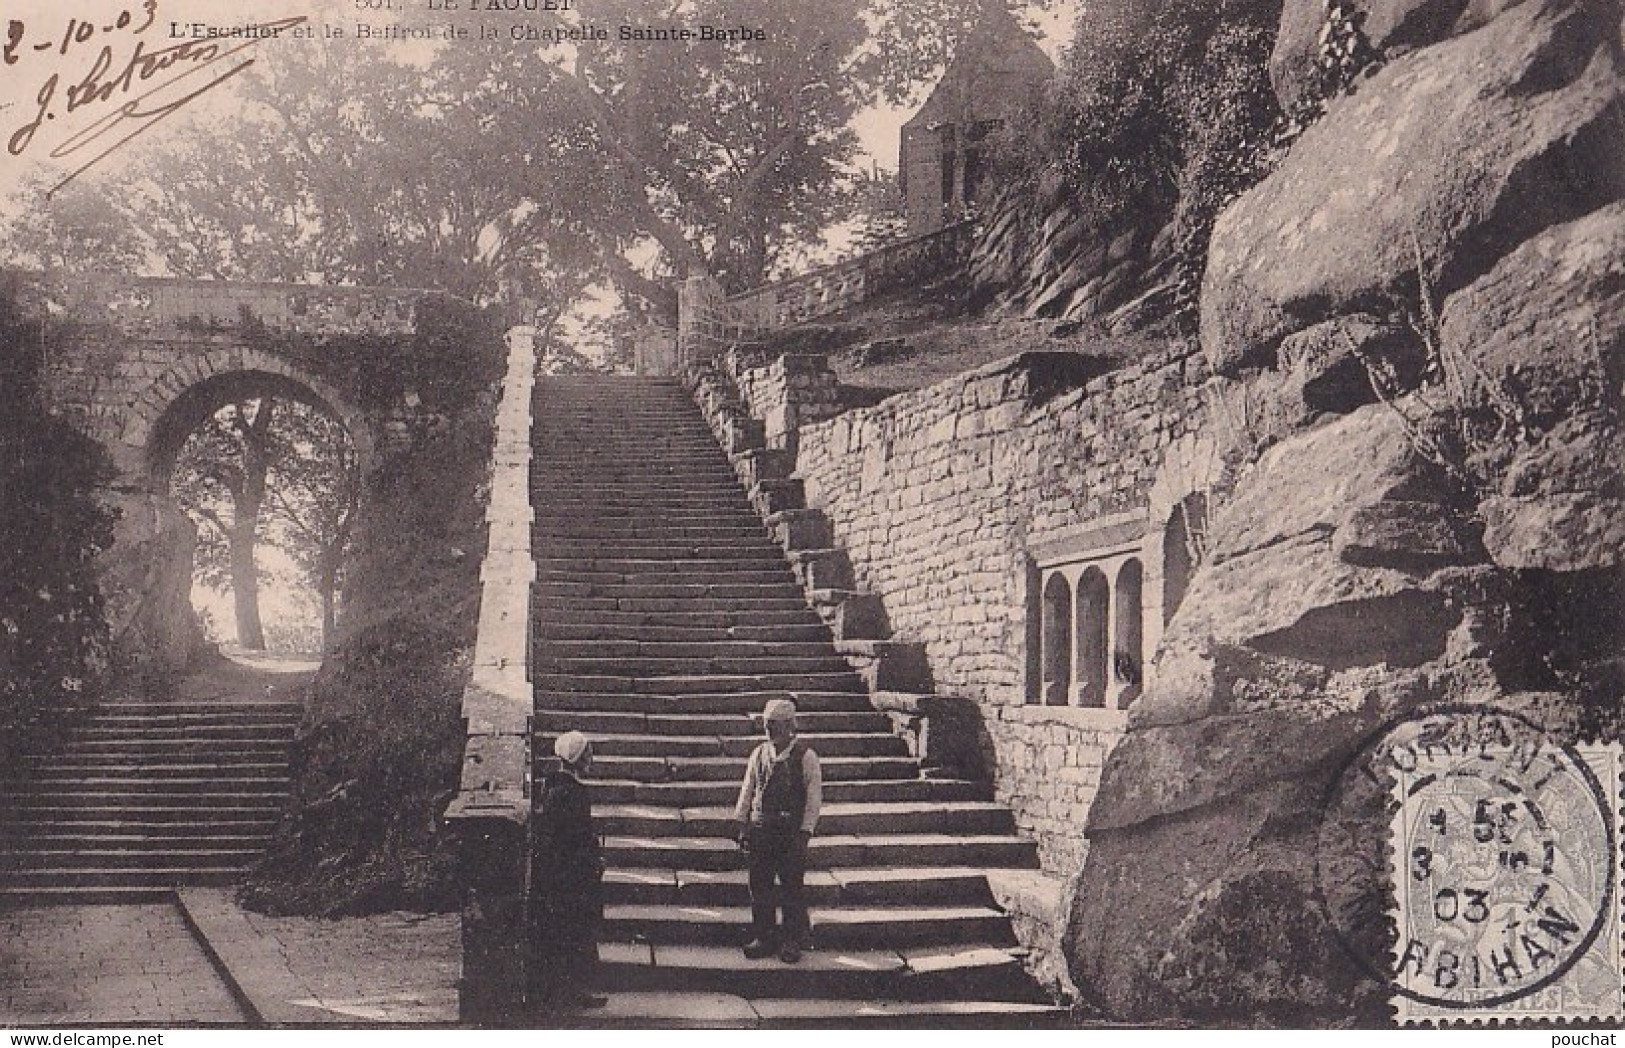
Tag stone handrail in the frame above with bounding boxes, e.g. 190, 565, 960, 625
443, 324, 537, 1022
674, 221, 979, 367
725, 220, 977, 334
52, 272, 426, 338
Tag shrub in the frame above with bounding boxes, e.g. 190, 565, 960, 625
0, 285, 116, 761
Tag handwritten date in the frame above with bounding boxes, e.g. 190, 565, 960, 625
7, 5, 307, 197
5, 2, 158, 65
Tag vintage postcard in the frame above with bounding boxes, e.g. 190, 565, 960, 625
1, 0, 1621, 1035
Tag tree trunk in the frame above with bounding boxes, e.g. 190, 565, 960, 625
229, 510, 265, 649
318, 563, 338, 652
229, 398, 275, 651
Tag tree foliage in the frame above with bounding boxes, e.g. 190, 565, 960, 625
0, 288, 115, 754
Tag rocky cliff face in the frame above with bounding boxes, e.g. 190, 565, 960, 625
1068, 0, 1625, 1023
98, 490, 205, 674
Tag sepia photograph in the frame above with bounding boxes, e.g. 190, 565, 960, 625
0, 0, 1622, 1034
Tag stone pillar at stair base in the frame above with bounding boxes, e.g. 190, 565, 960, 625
448, 813, 529, 1025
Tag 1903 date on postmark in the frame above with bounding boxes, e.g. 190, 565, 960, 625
1376, 708, 1622, 1023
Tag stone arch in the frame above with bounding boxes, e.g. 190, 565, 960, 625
1040, 572, 1072, 707
120, 346, 374, 484
1074, 566, 1109, 709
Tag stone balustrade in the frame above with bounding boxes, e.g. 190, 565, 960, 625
54, 273, 422, 338
444, 324, 538, 1023
672, 222, 976, 370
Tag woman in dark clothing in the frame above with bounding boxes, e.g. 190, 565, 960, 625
528, 731, 608, 1011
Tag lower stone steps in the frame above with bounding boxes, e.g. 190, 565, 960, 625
534, 672, 867, 696
598, 943, 1047, 1003
532, 710, 890, 736
586, 777, 991, 807
594, 802, 1016, 839
0, 697, 299, 902
602, 865, 998, 907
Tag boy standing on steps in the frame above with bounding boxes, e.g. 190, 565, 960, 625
733, 698, 822, 964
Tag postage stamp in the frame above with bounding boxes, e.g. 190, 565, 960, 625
1384, 713, 1624, 1024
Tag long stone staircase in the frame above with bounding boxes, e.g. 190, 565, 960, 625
529, 375, 1062, 1026
0, 697, 299, 906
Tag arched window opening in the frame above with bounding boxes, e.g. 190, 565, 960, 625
1113, 558, 1144, 707
1041, 572, 1072, 707
1163, 494, 1207, 627
1074, 567, 1109, 708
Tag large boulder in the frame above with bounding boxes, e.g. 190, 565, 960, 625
1067, 404, 1490, 1022
1439, 203, 1625, 569
1202, 0, 1625, 375
99, 491, 204, 672
1269, 0, 1532, 111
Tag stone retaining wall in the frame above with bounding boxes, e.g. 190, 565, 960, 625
724, 349, 844, 451
793, 344, 1213, 875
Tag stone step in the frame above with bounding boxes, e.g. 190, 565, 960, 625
595, 801, 1013, 838
539, 564, 797, 583
537, 989, 1066, 1029
546, 731, 907, 761
586, 778, 990, 808
586, 754, 917, 784
8, 846, 266, 870
537, 596, 819, 616
7, 838, 268, 864
601, 834, 1038, 872
77, 710, 301, 728
12, 762, 289, 781
51, 739, 293, 756
536, 639, 838, 660
531, 498, 755, 514
533, 672, 865, 696
536, 544, 787, 563
598, 941, 1043, 1003
0, 817, 278, 835
540, 581, 808, 603
532, 690, 877, 715
0, 885, 176, 906
603, 865, 996, 907
6, 778, 290, 797
532, 608, 825, 631
0, 867, 248, 888
532, 481, 746, 496
534, 526, 770, 543
531, 710, 889, 736
601, 902, 1017, 949
534, 656, 856, 678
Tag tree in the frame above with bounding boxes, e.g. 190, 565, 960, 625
171, 395, 359, 651
0, 171, 147, 272
402, 0, 1056, 305
262, 405, 360, 649
172, 398, 278, 650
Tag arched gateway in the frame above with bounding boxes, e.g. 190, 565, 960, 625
34, 272, 460, 669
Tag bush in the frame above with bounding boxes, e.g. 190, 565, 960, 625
239, 327, 499, 915
0, 286, 116, 762
1001, 0, 1283, 319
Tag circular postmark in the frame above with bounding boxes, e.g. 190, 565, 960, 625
1315, 704, 1617, 1011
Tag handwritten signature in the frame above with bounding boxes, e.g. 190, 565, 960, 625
7, 13, 308, 198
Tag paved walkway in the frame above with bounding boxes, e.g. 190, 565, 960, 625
0, 894, 460, 1027
178, 891, 460, 1024
0, 903, 244, 1025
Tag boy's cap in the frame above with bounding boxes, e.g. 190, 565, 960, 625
762, 699, 798, 722
554, 731, 591, 764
